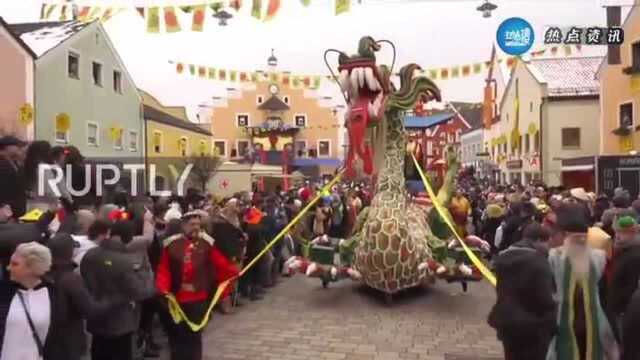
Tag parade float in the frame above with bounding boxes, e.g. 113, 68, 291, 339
285, 37, 489, 303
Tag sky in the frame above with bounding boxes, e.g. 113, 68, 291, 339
0, 0, 618, 121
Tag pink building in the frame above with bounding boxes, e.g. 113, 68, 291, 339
0, 17, 35, 141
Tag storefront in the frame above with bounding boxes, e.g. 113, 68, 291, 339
507, 160, 523, 185
562, 156, 640, 198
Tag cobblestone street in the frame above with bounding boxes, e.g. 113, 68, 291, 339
161, 275, 502, 360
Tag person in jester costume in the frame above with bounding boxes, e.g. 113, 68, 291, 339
286, 36, 489, 301
546, 203, 619, 360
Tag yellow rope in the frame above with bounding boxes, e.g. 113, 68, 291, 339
411, 154, 497, 287
166, 170, 345, 331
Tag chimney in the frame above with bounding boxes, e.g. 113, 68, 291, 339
607, 6, 621, 65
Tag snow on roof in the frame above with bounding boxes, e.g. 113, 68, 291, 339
526, 57, 602, 97
8, 21, 89, 57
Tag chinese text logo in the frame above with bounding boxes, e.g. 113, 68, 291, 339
497, 17, 535, 56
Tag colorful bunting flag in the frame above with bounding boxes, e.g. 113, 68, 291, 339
180, 6, 193, 13
429, 69, 438, 79
77, 6, 90, 21
59, 5, 68, 20
192, 5, 206, 31
440, 69, 449, 80
136, 7, 145, 17
240, 72, 249, 82
462, 65, 471, 77
230, 0, 242, 11
146, 7, 160, 33
312, 76, 321, 89
164, 7, 181, 33
252, 0, 262, 19
336, 0, 350, 15
473, 63, 482, 74
40, 4, 46, 19
230, 70, 238, 82
563, 45, 572, 56
198, 66, 207, 77
189, 64, 196, 75
44, 4, 56, 19
264, 0, 281, 21
176, 63, 184, 74
208, 68, 216, 79
301, 0, 312, 6
101, 8, 114, 22
219, 69, 227, 80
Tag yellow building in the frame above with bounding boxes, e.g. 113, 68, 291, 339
141, 90, 213, 190
202, 51, 344, 182
598, 5, 640, 155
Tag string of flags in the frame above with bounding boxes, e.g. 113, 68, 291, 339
39, 0, 353, 32
172, 44, 582, 87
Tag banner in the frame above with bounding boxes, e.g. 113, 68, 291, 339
336, 0, 350, 15
251, 0, 262, 19
146, 7, 160, 33
264, 0, 281, 21
164, 7, 181, 33
191, 5, 206, 31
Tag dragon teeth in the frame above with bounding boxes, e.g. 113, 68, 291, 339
364, 67, 377, 92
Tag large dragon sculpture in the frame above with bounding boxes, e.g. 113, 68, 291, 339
286, 37, 487, 302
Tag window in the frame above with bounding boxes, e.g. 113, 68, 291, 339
237, 140, 250, 157
68, 52, 79, 79
620, 102, 634, 128
236, 114, 249, 127
87, 123, 98, 146
561, 128, 581, 149
633, 42, 640, 69
179, 137, 188, 157
530, 102, 534, 112
525, 134, 530, 153
283, 96, 290, 105
214, 141, 227, 157
295, 114, 307, 128
128, 130, 138, 152
92, 62, 102, 86
55, 129, 69, 144
153, 131, 163, 153
257, 95, 264, 105
113, 70, 123, 94
294, 141, 307, 156
113, 128, 123, 150
318, 140, 331, 157
199, 140, 207, 156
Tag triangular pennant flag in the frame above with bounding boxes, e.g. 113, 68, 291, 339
146, 7, 160, 33
451, 67, 460, 78
251, 72, 259, 82
191, 5, 206, 32
291, 76, 302, 89
462, 65, 471, 77
219, 69, 227, 80
301, 0, 311, 6
484, 61, 491, 69
198, 66, 207, 78
302, 76, 311, 88
101, 8, 114, 22
264, 0, 280, 21
59, 5, 68, 21
473, 63, 482, 74
251, 0, 262, 19
208, 68, 216, 79
189, 64, 196, 75
240, 72, 248, 82
230, 0, 242, 11
176, 63, 184, 74
550, 46, 558, 55
311, 76, 321, 89
164, 7, 181, 33
282, 74, 290, 86
230, 71, 238, 82
136, 7, 145, 17
336, 0, 350, 15
506, 57, 516, 68
77, 6, 91, 21
180, 6, 193, 13
40, 4, 47, 19
269, 72, 279, 83
429, 69, 438, 79
563, 45, 572, 56
440, 68, 449, 79
44, 4, 56, 19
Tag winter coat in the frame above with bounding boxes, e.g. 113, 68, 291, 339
622, 289, 640, 360
608, 241, 640, 324
488, 240, 557, 343
0, 157, 25, 218
80, 237, 155, 336
209, 215, 245, 261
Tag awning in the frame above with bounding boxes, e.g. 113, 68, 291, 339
292, 158, 342, 167
562, 164, 595, 171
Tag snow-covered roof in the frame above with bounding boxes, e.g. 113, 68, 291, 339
8, 21, 89, 58
526, 57, 602, 97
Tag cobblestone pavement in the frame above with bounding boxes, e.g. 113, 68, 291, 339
160, 275, 503, 360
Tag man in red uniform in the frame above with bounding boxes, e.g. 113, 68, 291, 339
156, 211, 239, 360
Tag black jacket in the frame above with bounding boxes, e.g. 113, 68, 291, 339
0, 157, 25, 218
608, 243, 640, 318
80, 237, 154, 336
46, 262, 121, 360
488, 240, 557, 342
0, 210, 56, 265
622, 289, 640, 360
209, 215, 245, 261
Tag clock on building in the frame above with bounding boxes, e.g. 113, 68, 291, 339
269, 84, 279, 95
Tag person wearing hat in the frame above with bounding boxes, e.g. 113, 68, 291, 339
0, 135, 27, 219
607, 215, 640, 340
156, 211, 239, 360
480, 203, 505, 256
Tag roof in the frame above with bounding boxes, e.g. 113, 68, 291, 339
7, 20, 90, 57
597, 6, 637, 78
527, 57, 602, 97
0, 17, 36, 58
450, 102, 483, 131
258, 96, 290, 111
144, 105, 212, 136
404, 112, 456, 129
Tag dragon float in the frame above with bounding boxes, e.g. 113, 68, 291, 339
285, 37, 489, 303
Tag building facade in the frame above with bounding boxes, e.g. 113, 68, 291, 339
7, 21, 143, 161
0, 17, 35, 141
461, 127, 485, 176
485, 57, 601, 186
204, 52, 344, 180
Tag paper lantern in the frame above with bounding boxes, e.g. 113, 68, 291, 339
110, 126, 123, 141
19, 103, 33, 125
55, 113, 71, 132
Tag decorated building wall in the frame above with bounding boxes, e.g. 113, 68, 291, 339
599, 6, 640, 155
0, 19, 34, 140
33, 22, 143, 160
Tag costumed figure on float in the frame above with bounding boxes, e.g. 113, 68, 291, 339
285, 36, 489, 302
